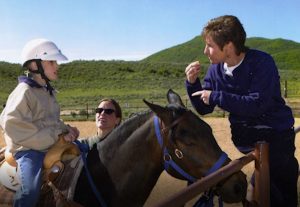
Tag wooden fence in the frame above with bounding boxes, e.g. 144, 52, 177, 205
153, 142, 270, 207
60, 98, 300, 120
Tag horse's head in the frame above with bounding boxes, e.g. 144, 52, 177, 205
143, 89, 247, 203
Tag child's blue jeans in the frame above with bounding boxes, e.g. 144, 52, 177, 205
14, 150, 45, 207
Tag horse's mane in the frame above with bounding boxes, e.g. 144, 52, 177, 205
97, 110, 153, 155
112, 110, 152, 142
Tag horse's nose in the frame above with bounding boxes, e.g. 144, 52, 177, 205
221, 182, 247, 203
233, 182, 246, 199
219, 172, 247, 203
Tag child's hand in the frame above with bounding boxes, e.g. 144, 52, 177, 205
64, 126, 80, 142
69, 126, 80, 138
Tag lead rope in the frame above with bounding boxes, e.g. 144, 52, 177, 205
74, 140, 107, 207
192, 189, 224, 207
193, 152, 228, 207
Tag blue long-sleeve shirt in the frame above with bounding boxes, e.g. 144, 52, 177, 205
186, 49, 294, 131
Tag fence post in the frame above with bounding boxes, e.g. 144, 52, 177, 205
254, 141, 270, 207
284, 80, 288, 98
86, 103, 89, 120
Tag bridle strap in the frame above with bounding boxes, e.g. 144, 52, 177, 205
154, 115, 197, 182
154, 115, 228, 182
161, 113, 187, 134
204, 152, 228, 176
163, 147, 197, 183
154, 116, 163, 148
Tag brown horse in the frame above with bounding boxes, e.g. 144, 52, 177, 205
0, 89, 247, 206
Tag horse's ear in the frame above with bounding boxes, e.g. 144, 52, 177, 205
143, 99, 166, 114
167, 89, 184, 107
143, 99, 171, 122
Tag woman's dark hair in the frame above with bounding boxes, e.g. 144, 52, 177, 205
201, 15, 248, 55
99, 98, 122, 124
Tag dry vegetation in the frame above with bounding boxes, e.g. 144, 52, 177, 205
0, 118, 300, 207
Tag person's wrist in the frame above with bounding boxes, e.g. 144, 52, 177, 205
187, 77, 196, 84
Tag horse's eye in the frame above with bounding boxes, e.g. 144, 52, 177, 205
177, 129, 195, 146
178, 129, 188, 136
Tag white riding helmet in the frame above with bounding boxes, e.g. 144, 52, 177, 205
21, 38, 68, 66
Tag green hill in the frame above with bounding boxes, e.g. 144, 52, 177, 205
143, 36, 300, 70
1, 37, 300, 118
142, 36, 209, 64
0, 61, 188, 115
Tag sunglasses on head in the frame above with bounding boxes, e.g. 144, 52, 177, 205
95, 108, 115, 115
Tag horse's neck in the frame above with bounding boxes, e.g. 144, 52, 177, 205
86, 115, 164, 206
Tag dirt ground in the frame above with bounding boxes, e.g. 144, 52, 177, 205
1, 117, 300, 207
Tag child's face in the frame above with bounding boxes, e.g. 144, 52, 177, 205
42, 60, 59, 81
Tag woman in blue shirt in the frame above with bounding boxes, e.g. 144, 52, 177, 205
185, 15, 298, 207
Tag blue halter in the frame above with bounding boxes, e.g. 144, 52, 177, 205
153, 116, 228, 180
153, 115, 228, 207
154, 115, 197, 182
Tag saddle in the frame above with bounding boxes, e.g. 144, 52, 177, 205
43, 135, 80, 170
0, 135, 80, 191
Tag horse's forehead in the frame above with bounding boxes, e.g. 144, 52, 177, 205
167, 104, 186, 113
178, 112, 210, 132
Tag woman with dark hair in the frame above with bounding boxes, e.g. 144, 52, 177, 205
95, 98, 122, 137
79, 98, 122, 148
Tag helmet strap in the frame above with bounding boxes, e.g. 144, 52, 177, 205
32, 60, 54, 95
34, 59, 50, 81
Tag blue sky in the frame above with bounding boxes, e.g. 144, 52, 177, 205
1, 0, 300, 63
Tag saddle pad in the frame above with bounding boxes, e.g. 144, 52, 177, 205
0, 156, 83, 206
0, 161, 20, 191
